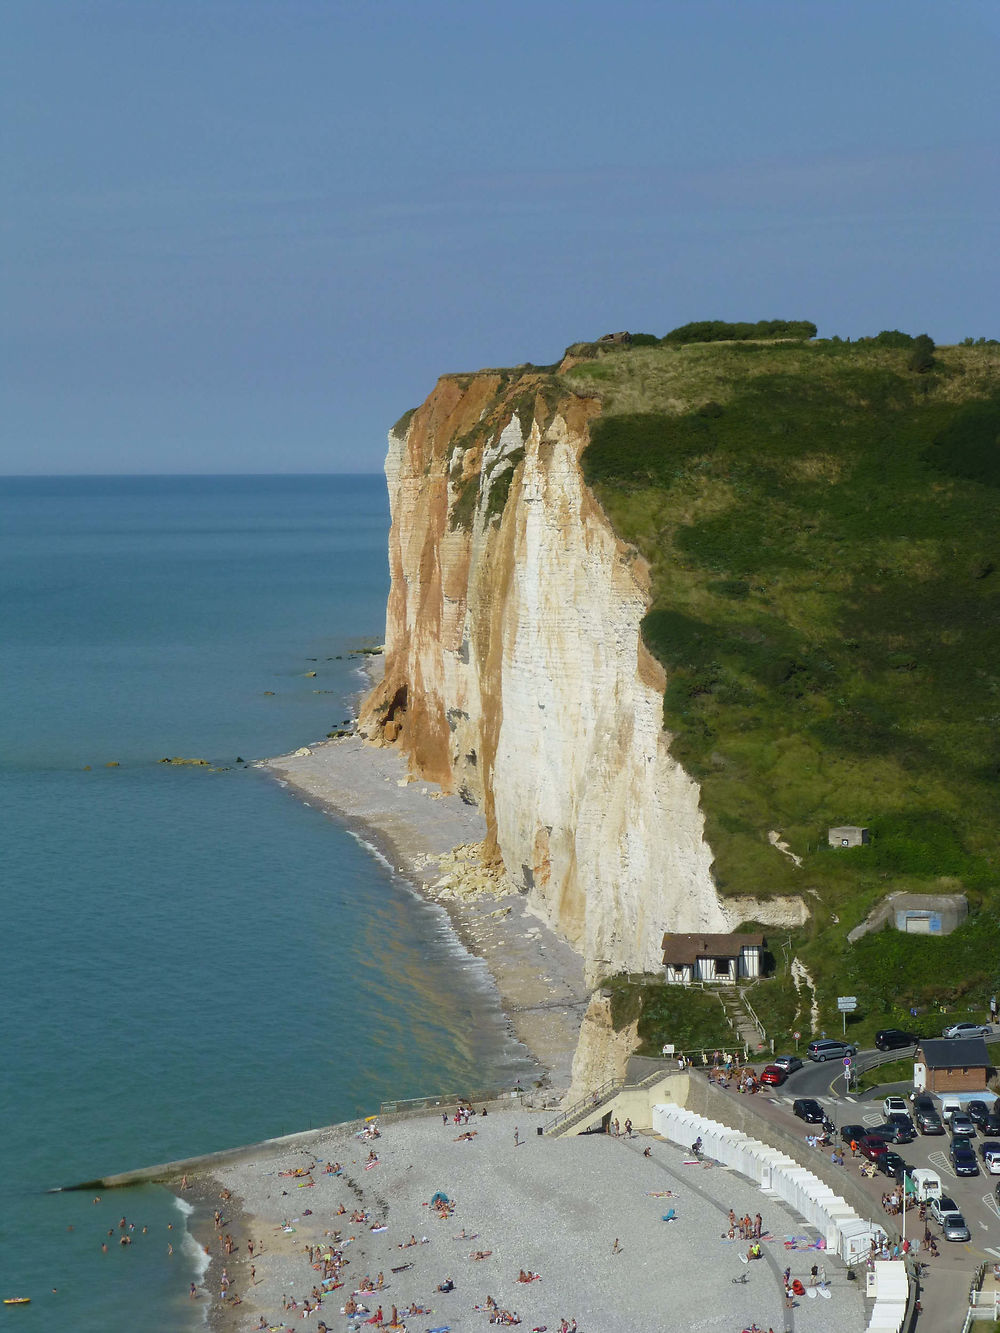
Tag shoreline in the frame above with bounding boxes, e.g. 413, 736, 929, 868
260, 735, 591, 1091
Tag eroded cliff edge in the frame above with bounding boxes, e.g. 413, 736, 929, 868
358, 368, 740, 984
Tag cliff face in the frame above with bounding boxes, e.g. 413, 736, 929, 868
359, 370, 731, 982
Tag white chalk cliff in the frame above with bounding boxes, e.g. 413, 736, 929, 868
359, 370, 738, 984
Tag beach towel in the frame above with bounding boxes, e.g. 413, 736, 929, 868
661, 1209, 676, 1222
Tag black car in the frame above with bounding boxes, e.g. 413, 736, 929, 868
875, 1028, 919, 1051
983, 1113, 1000, 1136
969, 1100, 997, 1129
840, 1123, 867, 1145
869, 1121, 915, 1145
793, 1099, 827, 1124
950, 1140, 979, 1176
877, 1151, 908, 1179
888, 1112, 917, 1137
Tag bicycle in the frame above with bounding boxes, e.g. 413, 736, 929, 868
731, 1272, 750, 1285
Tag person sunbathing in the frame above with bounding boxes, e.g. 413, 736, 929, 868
470, 1250, 493, 1260
437, 1277, 455, 1292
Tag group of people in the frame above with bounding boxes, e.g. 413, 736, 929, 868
609, 1117, 633, 1137
726, 1207, 764, 1241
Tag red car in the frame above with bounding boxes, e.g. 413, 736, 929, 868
760, 1065, 788, 1086
859, 1136, 888, 1161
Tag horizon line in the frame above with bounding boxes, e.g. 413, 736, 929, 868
0, 470, 385, 479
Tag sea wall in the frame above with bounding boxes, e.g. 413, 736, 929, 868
359, 370, 736, 985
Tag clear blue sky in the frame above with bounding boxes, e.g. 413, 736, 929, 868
4, 0, 998, 474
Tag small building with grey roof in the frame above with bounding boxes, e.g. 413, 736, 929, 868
914, 1037, 990, 1093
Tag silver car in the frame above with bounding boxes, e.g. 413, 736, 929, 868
942, 1021, 991, 1039
772, 1054, 803, 1074
930, 1196, 971, 1241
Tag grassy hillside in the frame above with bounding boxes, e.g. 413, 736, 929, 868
562, 331, 1000, 1028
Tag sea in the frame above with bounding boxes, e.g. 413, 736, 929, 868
0, 474, 536, 1331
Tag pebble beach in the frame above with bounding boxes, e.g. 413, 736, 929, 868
188, 1105, 866, 1333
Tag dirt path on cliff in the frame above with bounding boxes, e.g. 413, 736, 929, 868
262, 737, 590, 1090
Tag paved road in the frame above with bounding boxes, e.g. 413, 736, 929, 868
731, 1050, 1000, 1328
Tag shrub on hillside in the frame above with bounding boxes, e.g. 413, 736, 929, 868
662, 319, 817, 345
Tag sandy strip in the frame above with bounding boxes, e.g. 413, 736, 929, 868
192, 1105, 865, 1333
261, 736, 589, 1089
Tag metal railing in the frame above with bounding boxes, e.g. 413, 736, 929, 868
542, 1078, 624, 1136
740, 991, 767, 1041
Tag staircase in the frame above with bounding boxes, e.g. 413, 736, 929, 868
543, 1078, 624, 1137
718, 985, 766, 1053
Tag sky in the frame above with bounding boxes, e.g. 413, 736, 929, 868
3, 0, 999, 475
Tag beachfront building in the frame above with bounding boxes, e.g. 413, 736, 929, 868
661, 932, 765, 985
913, 1038, 990, 1093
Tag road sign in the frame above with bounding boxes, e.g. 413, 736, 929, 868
793, 1031, 801, 1041
837, 996, 858, 1012
844, 1057, 852, 1067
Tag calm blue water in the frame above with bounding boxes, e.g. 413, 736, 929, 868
0, 476, 534, 1331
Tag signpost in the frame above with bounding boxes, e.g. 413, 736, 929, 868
837, 995, 858, 1036
843, 1054, 852, 1090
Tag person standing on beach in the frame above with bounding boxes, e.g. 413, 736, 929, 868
514, 1126, 520, 1146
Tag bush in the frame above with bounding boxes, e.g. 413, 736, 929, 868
662, 319, 817, 346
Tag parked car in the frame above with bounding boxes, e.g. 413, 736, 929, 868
950, 1114, 977, 1138
793, 1099, 827, 1124
859, 1135, 889, 1162
968, 1100, 996, 1129
950, 1140, 979, 1176
983, 1112, 1000, 1136
938, 1097, 963, 1123
869, 1121, 915, 1146
978, 1141, 1000, 1173
875, 1029, 919, 1051
877, 1151, 909, 1179
807, 1039, 858, 1062
883, 1095, 910, 1118
760, 1065, 787, 1086
930, 1196, 971, 1241
840, 1123, 867, 1146
916, 1111, 945, 1135
942, 1021, 992, 1039
771, 1054, 803, 1075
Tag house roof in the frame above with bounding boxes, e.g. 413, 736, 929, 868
661, 932, 765, 966
916, 1038, 989, 1069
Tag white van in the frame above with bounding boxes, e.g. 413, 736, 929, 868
938, 1096, 963, 1123
910, 1168, 943, 1202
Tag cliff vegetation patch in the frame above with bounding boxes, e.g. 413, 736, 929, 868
570, 332, 1000, 1020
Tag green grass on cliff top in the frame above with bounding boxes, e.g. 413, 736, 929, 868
560, 334, 1000, 1017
